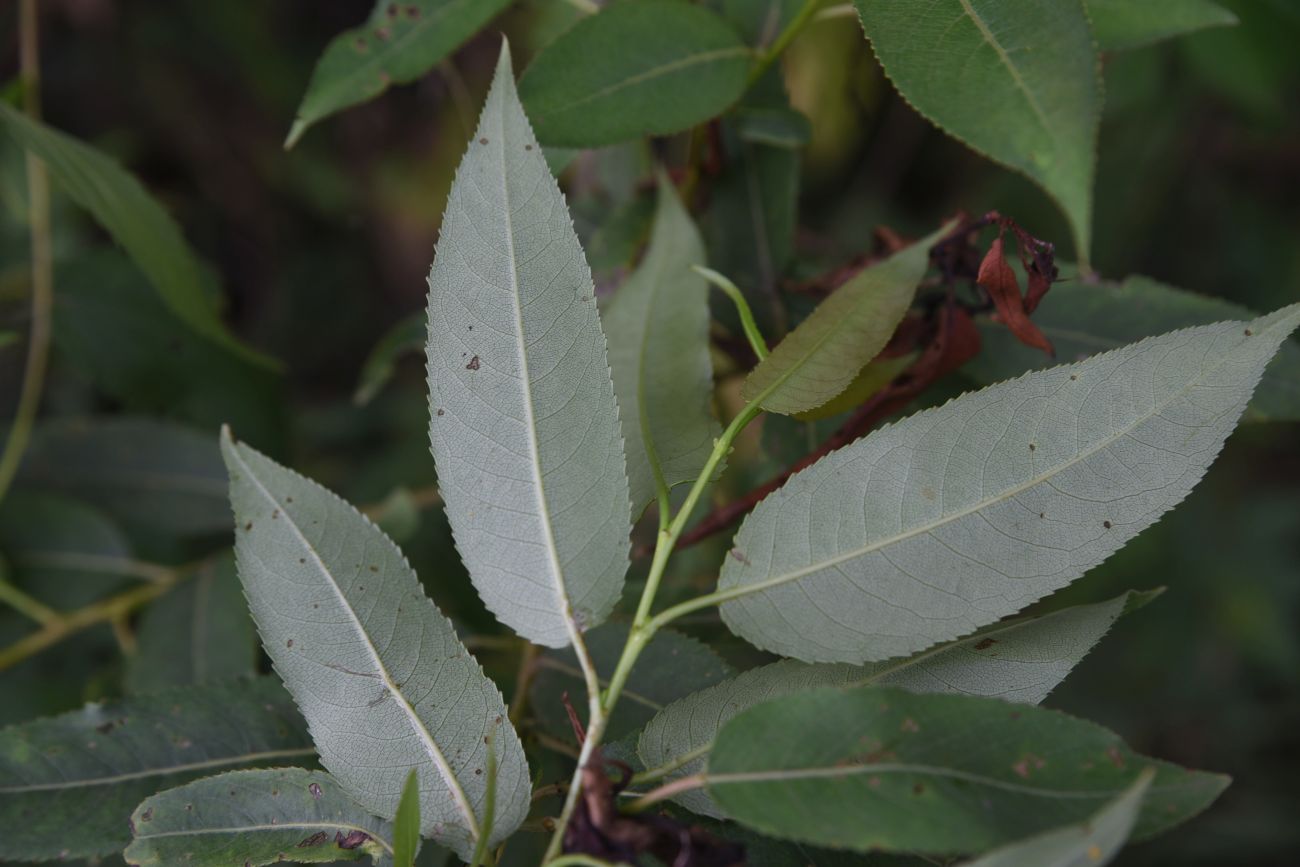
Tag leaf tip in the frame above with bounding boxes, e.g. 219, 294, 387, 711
284, 119, 307, 150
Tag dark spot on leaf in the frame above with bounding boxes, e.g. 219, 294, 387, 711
479, 137, 489, 145
298, 831, 329, 848
369, 565, 378, 573
354, 37, 368, 52
1039, 512, 1046, 519
185, 803, 193, 811
975, 638, 998, 651
1244, 328, 1253, 336
309, 782, 323, 800
406, 5, 420, 19
287, 496, 293, 503
95, 721, 116, 734
1028, 443, 1035, 451
272, 509, 279, 519
1103, 520, 1113, 529
466, 355, 481, 370
287, 639, 294, 648
475, 768, 483, 775
335, 830, 372, 850
244, 522, 253, 531
912, 782, 925, 795
436, 408, 445, 416
386, 3, 399, 17
141, 808, 153, 822
525, 144, 533, 151
299, 558, 306, 564
375, 26, 391, 40
1070, 374, 1078, 381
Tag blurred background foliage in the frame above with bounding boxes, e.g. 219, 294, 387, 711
0, 1, 1296, 865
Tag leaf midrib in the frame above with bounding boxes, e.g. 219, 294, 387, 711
132, 819, 394, 855
226, 445, 481, 839
0, 747, 316, 794
955, 0, 1054, 136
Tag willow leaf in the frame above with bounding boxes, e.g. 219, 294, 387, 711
0, 102, 271, 367
392, 769, 422, 867
638, 590, 1150, 818
425, 45, 631, 647
741, 226, 946, 415
1087, 0, 1237, 52
517, 0, 752, 147
603, 173, 719, 514
853, 0, 1100, 263
0, 679, 312, 861
124, 769, 393, 866
718, 305, 1300, 663
961, 769, 1153, 866
221, 429, 530, 860
287, 0, 514, 148
706, 686, 1227, 853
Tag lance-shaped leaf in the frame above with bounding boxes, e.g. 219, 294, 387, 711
741, 226, 946, 415
0, 102, 272, 367
718, 305, 1300, 663
1087, 0, 1237, 52
126, 552, 257, 694
965, 276, 1300, 423
124, 769, 394, 866
637, 590, 1152, 817
0, 679, 312, 861
705, 686, 1227, 853
392, 769, 422, 867
853, 0, 1100, 264
518, 0, 752, 147
221, 429, 530, 860
426, 45, 631, 647
961, 768, 1153, 867
603, 173, 719, 514
286, 0, 514, 148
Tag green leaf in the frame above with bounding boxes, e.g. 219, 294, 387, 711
125, 552, 257, 694
741, 225, 946, 415
0, 102, 272, 368
0, 679, 313, 861
17, 417, 230, 536
392, 769, 422, 867
791, 352, 917, 422
0, 492, 136, 609
426, 45, 631, 647
124, 768, 393, 866
518, 0, 753, 147
532, 622, 736, 744
705, 686, 1227, 854
717, 304, 1300, 663
853, 0, 1101, 264
221, 428, 530, 860
603, 173, 719, 514
637, 590, 1151, 818
286, 0, 514, 148
964, 275, 1300, 423
1087, 0, 1237, 52
961, 768, 1153, 866
355, 313, 425, 405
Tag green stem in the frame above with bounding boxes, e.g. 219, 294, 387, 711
693, 265, 770, 361
0, 578, 57, 625
0, 0, 54, 506
745, 0, 826, 89
542, 400, 764, 862
623, 773, 707, 813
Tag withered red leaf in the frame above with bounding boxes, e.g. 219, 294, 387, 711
978, 236, 1053, 355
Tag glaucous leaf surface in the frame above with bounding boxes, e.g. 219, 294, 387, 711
961, 769, 1153, 866
637, 591, 1150, 817
603, 173, 719, 514
0, 103, 270, 367
1087, 0, 1237, 51
124, 768, 394, 866
0, 492, 136, 609
518, 0, 752, 147
286, 0, 514, 147
718, 305, 1300, 663
965, 276, 1300, 422
0, 679, 312, 861
17, 417, 230, 536
222, 429, 530, 860
853, 0, 1100, 262
531, 623, 735, 743
426, 46, 631, 648
742, 226, 946, 415
125, 553, 257, 694
706, 686, 1227, 853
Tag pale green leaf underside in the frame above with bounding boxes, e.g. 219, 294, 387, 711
961, 770, 1152, 867
603, 173, 719, 514
518, 0, 753, 147
853, 0, 1100, 262
0, 679, 312, 861
965, 275, 1300, 423
638, 591, 1144, 818
0, 102, 271, 367
706, 687, 1227, 853
124, 768, 394, 866
221, 431, 529, 860
1087, 0, 1237, 52
742, 225, 945, 414
426, 46, 631, 648
719, 305, 1300, 663
287, 0, 513, 147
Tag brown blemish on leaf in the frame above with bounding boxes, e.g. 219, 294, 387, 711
335, 830, 372, 850
479, 137, 489, 145
244, 521, 253, 531
406, 5, 420, 18
298, 831, 329, 848
1028, 443, 1036, 451
354, 37, 368, 53
525, 144, 533, 150
286, 639, 294, 648
920, 485, 936, 501
369, 565, 379, 573
436, 408, 445, 416
900, 717, 920, 733
1103, 520, 1113, 529
309, 782, 323, 800
1106, 745, 1126, 769
975, 638, 998, 651
141, 808, 153, 822
1070, 374, 1078, 381
912, 782, 925, 795
728, 548, 751, 566
375, 26, 391, 40
1244, 328, 1253, 336
466, 355, 481, 371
